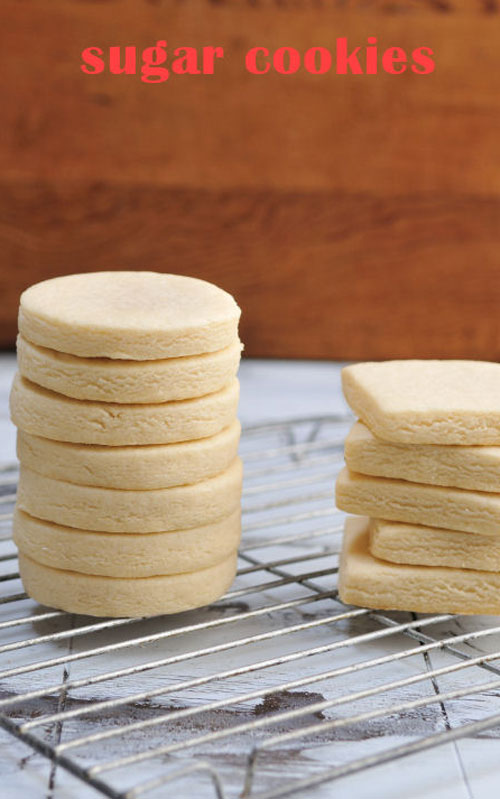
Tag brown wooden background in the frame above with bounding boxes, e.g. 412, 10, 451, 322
1, 0, 500, 359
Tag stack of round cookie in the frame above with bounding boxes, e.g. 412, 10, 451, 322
10, 272, 243, 618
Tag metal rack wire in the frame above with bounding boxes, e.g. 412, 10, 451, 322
2, 415, 500, 798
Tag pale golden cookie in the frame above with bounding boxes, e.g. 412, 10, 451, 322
18, 551, 238, 617
10, 373, 239, 445
19, 272, 241, 359
336, 467, 500, 536
339, 516, 500, 614
369, 518, 500, 572
17, 458, 243, 533
17, 421, 241, 490
345, 421, 500, 493
13, 508, 241, 577
17, 335, 242, 404
342, 360, 500, 444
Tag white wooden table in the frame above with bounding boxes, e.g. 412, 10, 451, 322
2, 354, 500, 799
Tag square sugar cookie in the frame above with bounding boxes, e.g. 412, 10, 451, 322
339, 516, 500, 615
336, 467, 500, 537
369, 518, 500, 573
342, 360, 500, 444
345, 421, 500, 493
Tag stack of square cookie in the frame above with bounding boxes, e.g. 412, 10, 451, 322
10, 272, 243, 618
336, 360, 500, 615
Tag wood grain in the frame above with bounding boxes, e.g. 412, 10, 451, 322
1, 0, 499, 358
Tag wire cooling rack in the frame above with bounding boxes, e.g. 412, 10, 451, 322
2, 416, 500, 799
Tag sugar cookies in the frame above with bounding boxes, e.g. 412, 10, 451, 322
13, 509, 241, 577
339, 359, 500, 616
336, 467, 500, 537
10, 373, 239, 445
19, 272, 241, 359
12, 272, 243, 617
339, 517, 500, 615
17, 459, 243, 532
17, 335, 243, 403
17, 420, 241, 490
342, 360, 500, 444
369, 518, 500, 573
19, 551, 238, 617
345, 421, 500, 493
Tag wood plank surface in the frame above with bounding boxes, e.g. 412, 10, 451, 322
1, 1, 499, 358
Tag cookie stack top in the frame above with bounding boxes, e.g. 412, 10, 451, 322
19, 271, 241, 359
11, 272, 242, 445
342, 359, 500, 445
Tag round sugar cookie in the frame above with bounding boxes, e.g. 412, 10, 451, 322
10, 373, 239, 445
17, 335, 242, 404
13, 508, 241, 577
19, 272, 241, 360
18, 551, 238, 617
17, 458, 243, 532
17, 420, 241, 489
